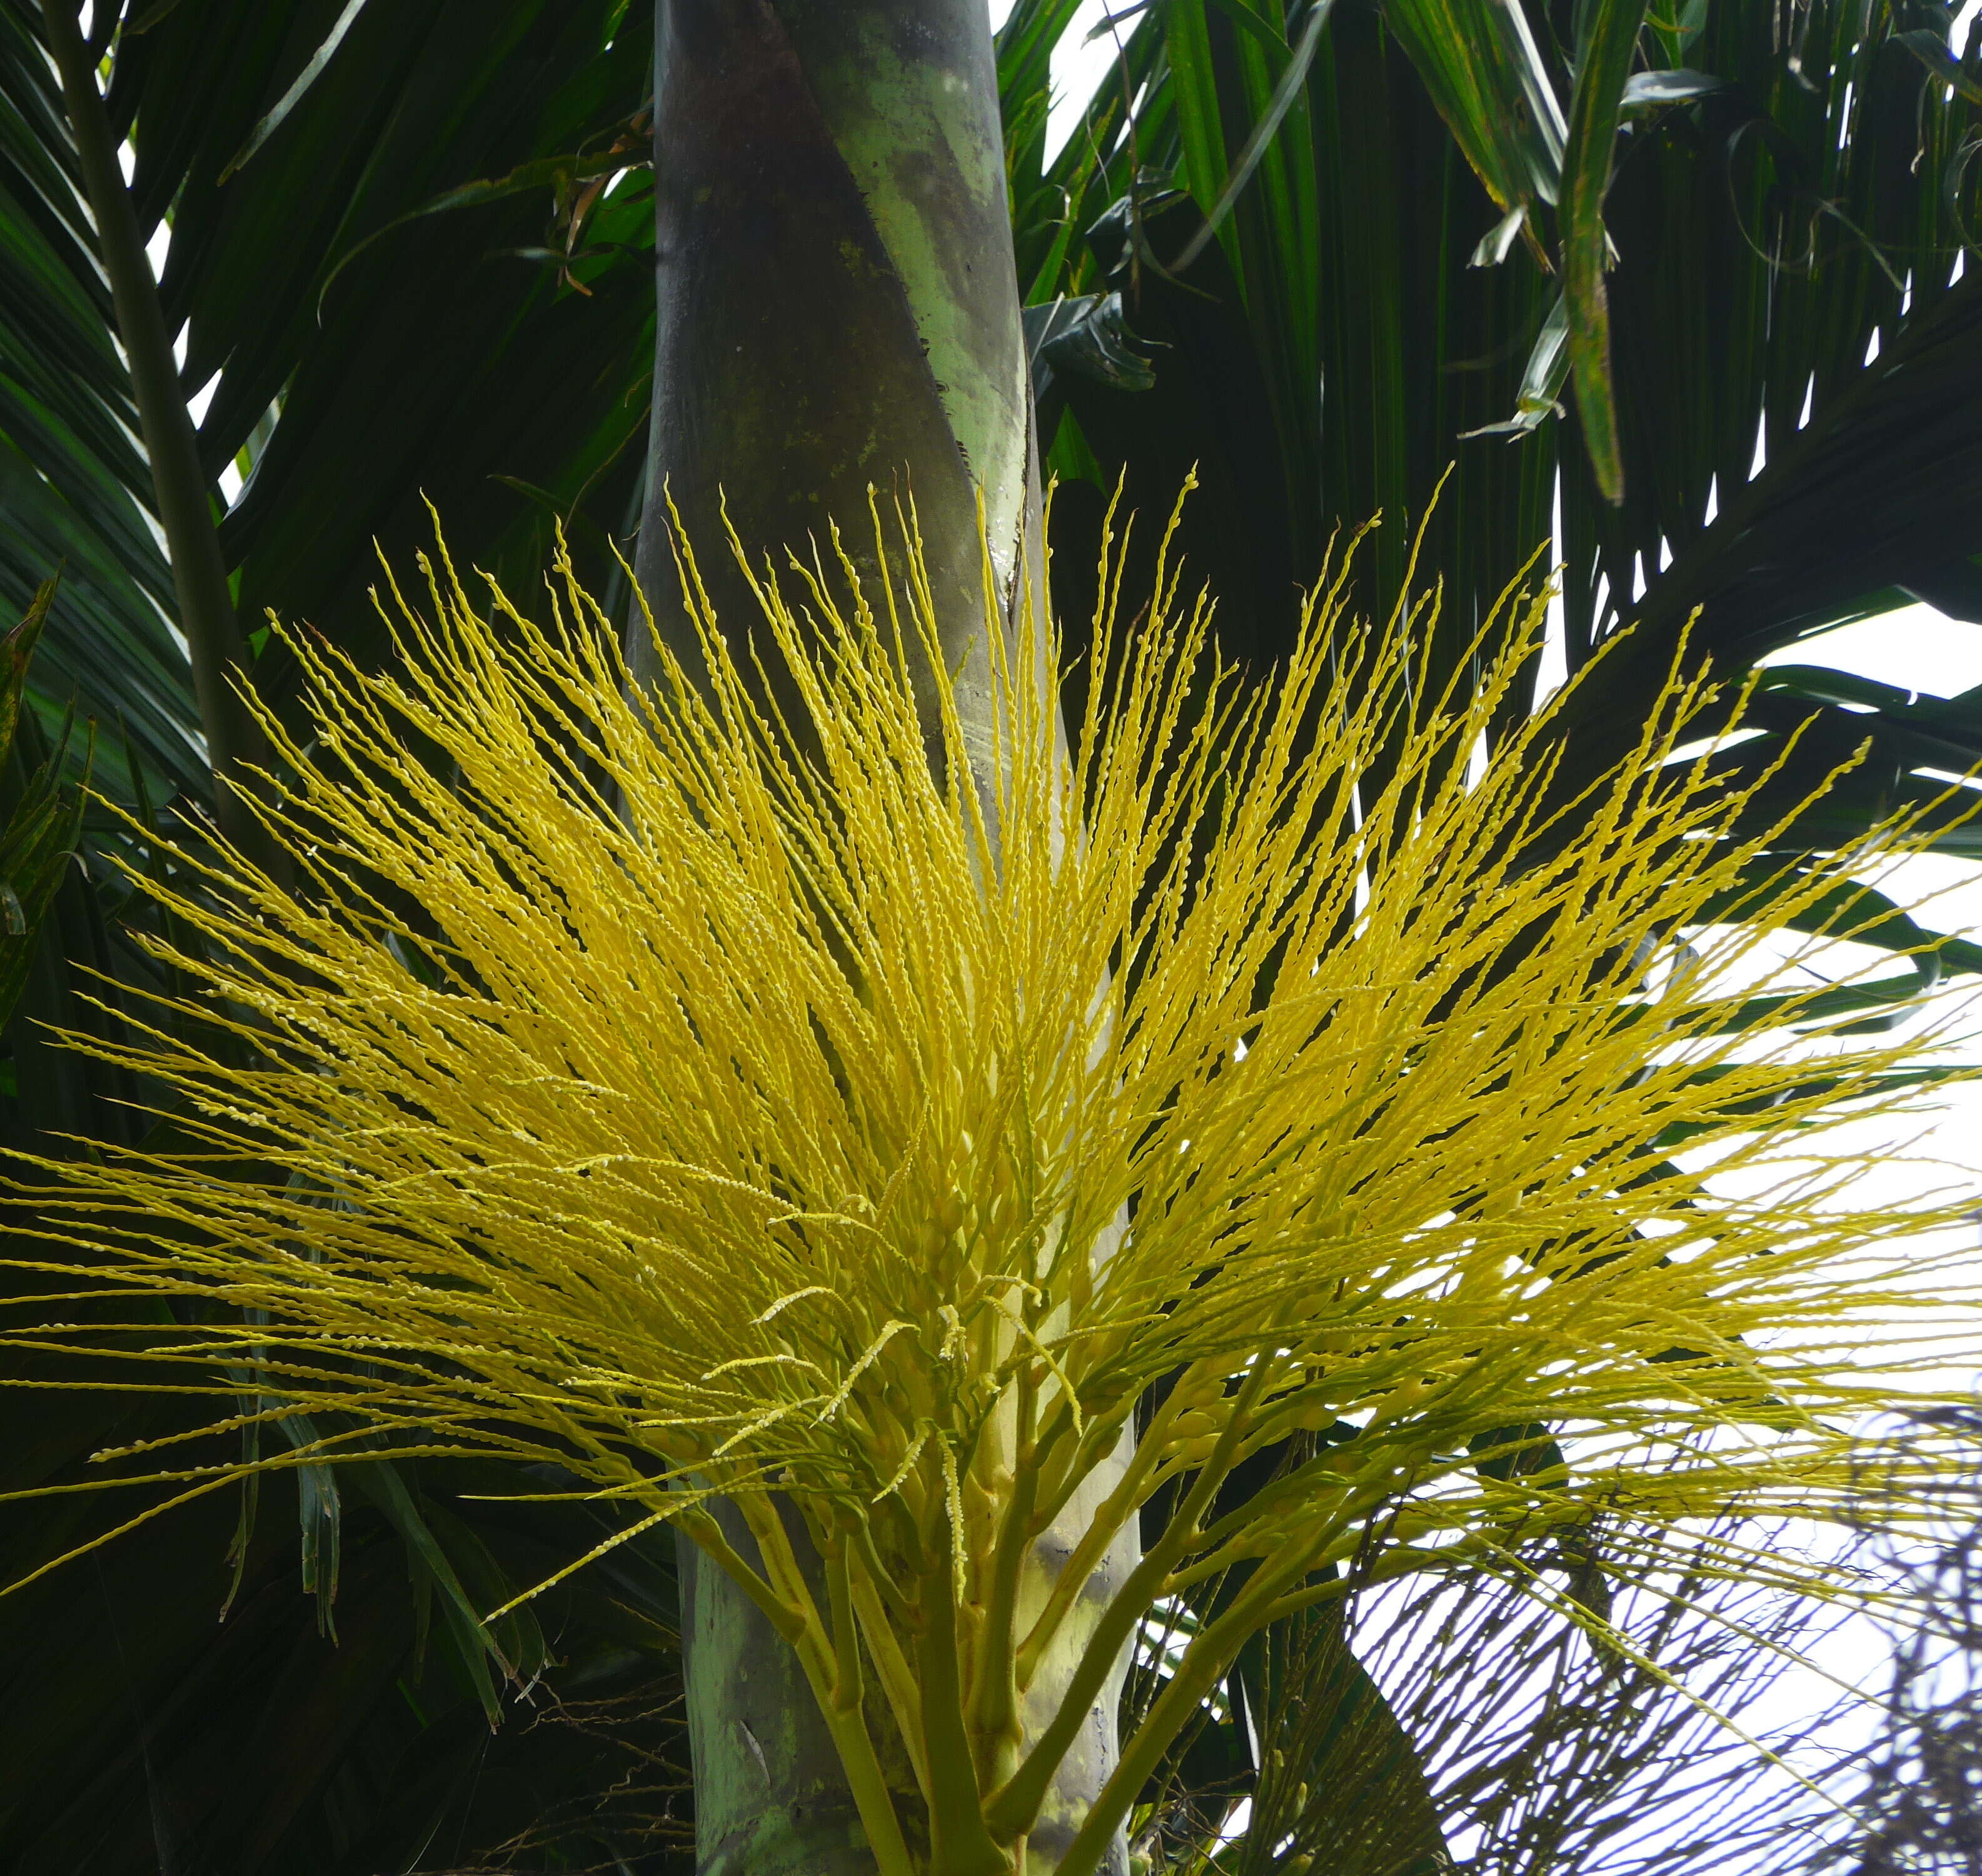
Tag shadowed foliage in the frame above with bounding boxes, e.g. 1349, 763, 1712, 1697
0, 0, 1979, 1868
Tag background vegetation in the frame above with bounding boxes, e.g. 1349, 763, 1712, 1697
1, 0, 1981, 1867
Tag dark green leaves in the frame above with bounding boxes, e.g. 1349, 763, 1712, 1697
1559, 0, 1652, 503
1170, 0, 1332, 276
0, 4, 199, 805
1025, 289, 1156, 444
0, 13, 666, 1867
0, 579, 81, 1026
1382, 0, 1566, 245
216, 0, 371, 181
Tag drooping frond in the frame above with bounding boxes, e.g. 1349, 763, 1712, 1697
4, 503, 1977, 1875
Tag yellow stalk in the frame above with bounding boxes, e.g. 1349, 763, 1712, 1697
7, 498, 1982, 1870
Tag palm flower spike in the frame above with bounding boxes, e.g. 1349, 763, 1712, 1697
6, 493, 1980, 1876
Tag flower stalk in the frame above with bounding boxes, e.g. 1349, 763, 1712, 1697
7, 503, 1981, 1873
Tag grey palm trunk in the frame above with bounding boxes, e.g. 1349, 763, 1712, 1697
630, 5, 1134, 1873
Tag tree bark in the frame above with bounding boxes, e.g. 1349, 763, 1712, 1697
631, 0, 1041, 774
633, 6, 1130, 1872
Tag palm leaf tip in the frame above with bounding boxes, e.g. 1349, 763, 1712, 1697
6, 502, 1980, 1868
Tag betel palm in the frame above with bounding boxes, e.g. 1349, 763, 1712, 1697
0, 0, 1979, 1871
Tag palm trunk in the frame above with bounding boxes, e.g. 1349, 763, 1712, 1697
631, 0, 1040, 734
631, 6, 1130, 1872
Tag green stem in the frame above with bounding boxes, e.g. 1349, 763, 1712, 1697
849, 1546, 930, 1797
825, 1533, 865, 1712
1054, 1531, 1332, 1876
913, 1547, 1013, 1876
968, 1386, 1039, 1788
1011, 1399, 1175, 1690
813, 1677, 923, 1876
40, 0, 273, 867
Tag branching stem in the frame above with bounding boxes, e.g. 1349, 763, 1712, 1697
849, 1548, 930, 1799
915, 1541, 1014, 1876
969, 1364, 1039, 1787
985, 1366, 1267, 1843
1054, 1526, 1333, 1876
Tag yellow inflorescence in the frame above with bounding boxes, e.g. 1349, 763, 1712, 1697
8, 503, 1980, 1875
